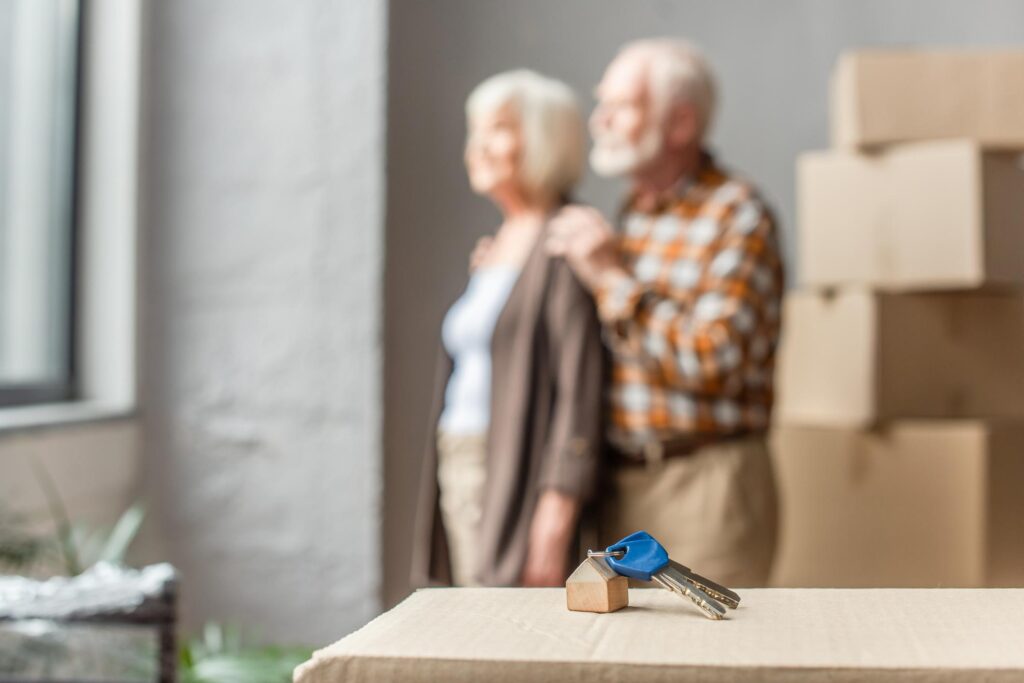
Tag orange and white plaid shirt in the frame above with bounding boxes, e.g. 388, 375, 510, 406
594, 152, 784, 454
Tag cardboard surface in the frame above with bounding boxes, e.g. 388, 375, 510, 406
771, 422, 1024, 588
775, 290, 1024, 426
798, 141, 1024, 289
295, 587, 1024, 682
831, 49, 1024, 148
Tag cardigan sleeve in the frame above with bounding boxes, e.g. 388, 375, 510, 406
409, 345, 454, 588
537, 259, 605, 502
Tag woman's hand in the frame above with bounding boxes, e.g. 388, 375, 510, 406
521, 489, 580, 587
469, 235, 494, 272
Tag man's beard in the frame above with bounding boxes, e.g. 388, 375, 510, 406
590, 125, 663, 178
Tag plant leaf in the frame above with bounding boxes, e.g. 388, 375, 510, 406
185, 650, 310, 683
203, 621, 224, 655
96, 503, 145, 565
180, 623, 311, 683
0, 534, 48, 571
29, 456, 81, 575
71, 524, 104, 568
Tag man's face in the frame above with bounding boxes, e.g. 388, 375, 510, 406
589, 52, 663, 177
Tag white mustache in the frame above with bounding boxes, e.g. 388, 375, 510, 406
590, 126, 662, 177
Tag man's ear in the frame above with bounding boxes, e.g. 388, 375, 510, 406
664, 101, 700, 151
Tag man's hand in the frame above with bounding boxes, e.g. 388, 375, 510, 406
546, 205, 623, 292
521, 489, 579, 587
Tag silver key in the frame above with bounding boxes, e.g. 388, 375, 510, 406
666, 560, 741, 609
651, 569, 727, 620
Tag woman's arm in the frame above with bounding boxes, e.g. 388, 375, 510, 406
522, 260, 605, 586
539, 260, 605, 499
521, 489, 581, 586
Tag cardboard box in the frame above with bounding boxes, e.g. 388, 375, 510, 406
832, 49, 1024, 148
295, 587, 1024, 682
798, 141, 1024, 290
771, 422, 1024, 589
775, 290, 1024, 426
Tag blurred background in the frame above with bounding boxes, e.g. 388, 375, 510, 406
1, 0, 1023, 673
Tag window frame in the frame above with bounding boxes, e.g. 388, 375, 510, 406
0, 0, 84, 408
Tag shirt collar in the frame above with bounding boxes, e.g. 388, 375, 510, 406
626, 149, 716, 214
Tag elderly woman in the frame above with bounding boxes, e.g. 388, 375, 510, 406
411, 70, 604, 588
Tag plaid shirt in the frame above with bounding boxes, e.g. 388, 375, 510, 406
594, 152, 784, 454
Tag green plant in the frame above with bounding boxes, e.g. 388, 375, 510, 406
0, 457, 145, 576
1, 461, 313, 682
71, 503, 146, 570
0, 505, 53, 572
180, 623, 311, 683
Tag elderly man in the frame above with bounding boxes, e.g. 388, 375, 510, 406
548, 39, 784, 586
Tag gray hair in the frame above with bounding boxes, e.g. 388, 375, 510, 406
618, 38, 718, 137
466, 70, 585, 200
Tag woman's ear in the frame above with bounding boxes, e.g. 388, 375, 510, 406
664, 101, 700, 151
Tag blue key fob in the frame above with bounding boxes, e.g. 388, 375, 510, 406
605, 530, 669, 581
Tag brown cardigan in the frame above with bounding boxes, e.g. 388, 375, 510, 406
410, 233, 605, 587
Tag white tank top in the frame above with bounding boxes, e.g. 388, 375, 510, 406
439, 265, 521, 435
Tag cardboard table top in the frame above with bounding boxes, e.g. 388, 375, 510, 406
295, 587, 1024, 682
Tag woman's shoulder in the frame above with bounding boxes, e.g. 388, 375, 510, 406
542, 253, 596, 314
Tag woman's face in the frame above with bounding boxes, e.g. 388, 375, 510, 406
464, 102, 523, 199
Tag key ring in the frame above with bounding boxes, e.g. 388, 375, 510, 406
587, 549, 625, 559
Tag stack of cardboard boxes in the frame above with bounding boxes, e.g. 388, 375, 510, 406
772, 49, 1024, 588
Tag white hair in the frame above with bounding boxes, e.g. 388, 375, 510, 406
466, 70, 585, 200
618, 38, 718, 137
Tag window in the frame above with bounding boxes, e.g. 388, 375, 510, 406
0, 0, 81, 407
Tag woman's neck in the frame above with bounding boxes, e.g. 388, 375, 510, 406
492, 187, 554, 226
502, 208, 547, 231
484, 188, 549, 269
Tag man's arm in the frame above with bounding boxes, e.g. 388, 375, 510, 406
549, 200, 782, 397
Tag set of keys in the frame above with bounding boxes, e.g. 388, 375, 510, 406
588, 531, 741, 620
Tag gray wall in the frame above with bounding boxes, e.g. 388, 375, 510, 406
142, 0, 385, 644
383, 0, 1024, 605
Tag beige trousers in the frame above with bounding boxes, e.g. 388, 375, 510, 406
600, 437, 778, 588
436, 430, 488, 587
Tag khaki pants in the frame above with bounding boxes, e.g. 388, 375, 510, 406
436, 430, 488, 587
600, 437, 778, 588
